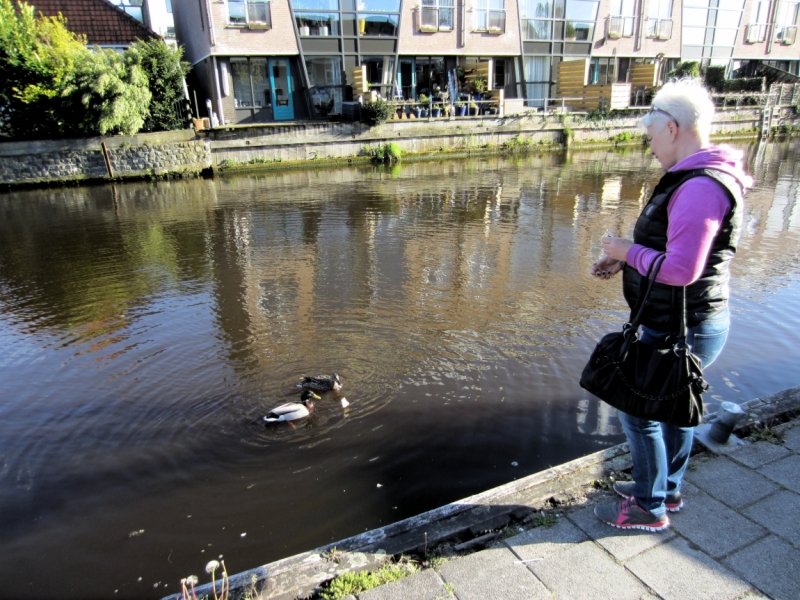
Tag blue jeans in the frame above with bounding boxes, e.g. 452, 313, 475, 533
618, 308, 730, 517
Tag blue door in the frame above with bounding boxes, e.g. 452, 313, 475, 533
269, 59, 294, 121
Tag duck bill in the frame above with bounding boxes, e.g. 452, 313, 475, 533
311, 392, 322, 400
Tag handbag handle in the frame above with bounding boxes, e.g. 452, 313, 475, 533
626, 253, 667, 331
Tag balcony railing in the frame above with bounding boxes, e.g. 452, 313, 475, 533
606, 15, 634, 38
646, 18, 672, 40
776, 25, 797, 45
746, 23, 769, 43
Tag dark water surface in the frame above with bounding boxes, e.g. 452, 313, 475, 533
1, 141, 800, 598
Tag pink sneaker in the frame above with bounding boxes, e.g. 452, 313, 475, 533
594, 497, 670, 532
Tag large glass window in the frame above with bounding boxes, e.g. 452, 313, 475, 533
358, 13, 399, 35
231, 59, 270, 108
647, 0, 672, 38
520, 0, 564, 40
363, 56, 396, 93
565, 0, 598, 40
474, 0, 506, 32
306, 56, 343, 118
524, 56, 550, 108
296, 13, 340, 35
358, 0, 401, 11
293, 0, 339, 9
420, 0, 454, 31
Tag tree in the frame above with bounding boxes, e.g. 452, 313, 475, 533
127, 39, 190, 132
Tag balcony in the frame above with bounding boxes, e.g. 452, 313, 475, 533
606, 15, 634, 39
646, 18, 672, 40
745, 23, 768, 43
229, 0, 272, 28
776, 25, 797, 45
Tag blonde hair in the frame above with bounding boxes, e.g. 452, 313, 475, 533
640, 78, 715, 144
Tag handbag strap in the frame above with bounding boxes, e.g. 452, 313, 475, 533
627, 253, 667, 331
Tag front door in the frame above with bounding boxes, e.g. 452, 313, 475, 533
269, 59, 294, 121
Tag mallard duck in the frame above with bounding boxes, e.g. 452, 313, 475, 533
296, 373, 342, 392
263, 390, 321, 422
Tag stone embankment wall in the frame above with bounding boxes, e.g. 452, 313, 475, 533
0, 130, 210, 187
1, 105, 796, 188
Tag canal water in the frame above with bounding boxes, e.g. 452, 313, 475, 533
1, 140, 799, 598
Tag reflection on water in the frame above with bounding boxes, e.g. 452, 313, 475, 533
1, 140, 800, 598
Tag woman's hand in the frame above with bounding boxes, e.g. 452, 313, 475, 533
590, 255, 623, 280
601, 236, 633, 262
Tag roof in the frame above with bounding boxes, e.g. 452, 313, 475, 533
27, 0, 160, 46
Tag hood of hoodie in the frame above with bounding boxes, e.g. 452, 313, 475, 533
669, 145, 754, 192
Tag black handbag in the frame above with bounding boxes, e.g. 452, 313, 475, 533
579, 254, 708, 427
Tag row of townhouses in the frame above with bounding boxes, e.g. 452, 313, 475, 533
30, 0, 800, 126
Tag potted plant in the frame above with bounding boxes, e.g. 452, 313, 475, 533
299, 20, 311, 36
468, 100, 478, 116
455, 100, 466, 117
470, 78, 487, 99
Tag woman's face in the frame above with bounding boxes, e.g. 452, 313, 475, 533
646, 121, 678, 170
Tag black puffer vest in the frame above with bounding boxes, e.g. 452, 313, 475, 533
622, 168, 744, 330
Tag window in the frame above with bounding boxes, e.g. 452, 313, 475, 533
306, 56, 343, 118
293, 0, 339, 8
228, 0, 272, 27
589, 57, 615, 84
646, 0, 672, 38
296, 13, 340, 35
608, 0, 635, 38
165, 0, 173, 13
420, 0, 454, 32
231, 59, 270, 108
358, 13, 399, 35
565, 0, 599, 41
474, 0, 506, 33
109, 0, 144, 22
775, 1, 799, 44
520, 0, 564, 40
523, 56, 550, 108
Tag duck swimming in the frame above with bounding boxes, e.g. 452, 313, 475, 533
296, 373, 343, 392
263, 390, 321, 423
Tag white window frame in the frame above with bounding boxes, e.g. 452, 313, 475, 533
473, 0, 506, 34
420, 0, 455, 32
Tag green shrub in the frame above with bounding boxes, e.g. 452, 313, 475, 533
724, 77, 765, 93
668, 61, 700, 79
385, 141, 402, 162
704, 65, 726, 92
361, 98, 394, 126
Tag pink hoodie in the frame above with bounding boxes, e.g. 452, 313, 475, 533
626, 145, 754, 285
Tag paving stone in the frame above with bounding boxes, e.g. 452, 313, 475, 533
567, 504, 675, 561
727, 440, 791, 468
742, 489, 800, 543
782, 424, 800, 452
527, 540, 650, 600
436, 546, 550, 600
504, 516, 588, 562
358, 568, 449, 600
758, 454, 800, 493
724, 535, 800, 600
626, 537, 751, 600
685, 456, 778, 508
668, 488, 766, 559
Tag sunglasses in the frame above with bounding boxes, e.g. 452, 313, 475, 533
649, 106, 679, 126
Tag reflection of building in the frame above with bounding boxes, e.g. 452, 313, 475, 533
172, 1, 800, 125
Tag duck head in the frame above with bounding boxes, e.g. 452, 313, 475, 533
301, 390, 322, 404
331, 373, 343, 391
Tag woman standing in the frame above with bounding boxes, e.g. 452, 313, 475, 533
590, 79, 753, 531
